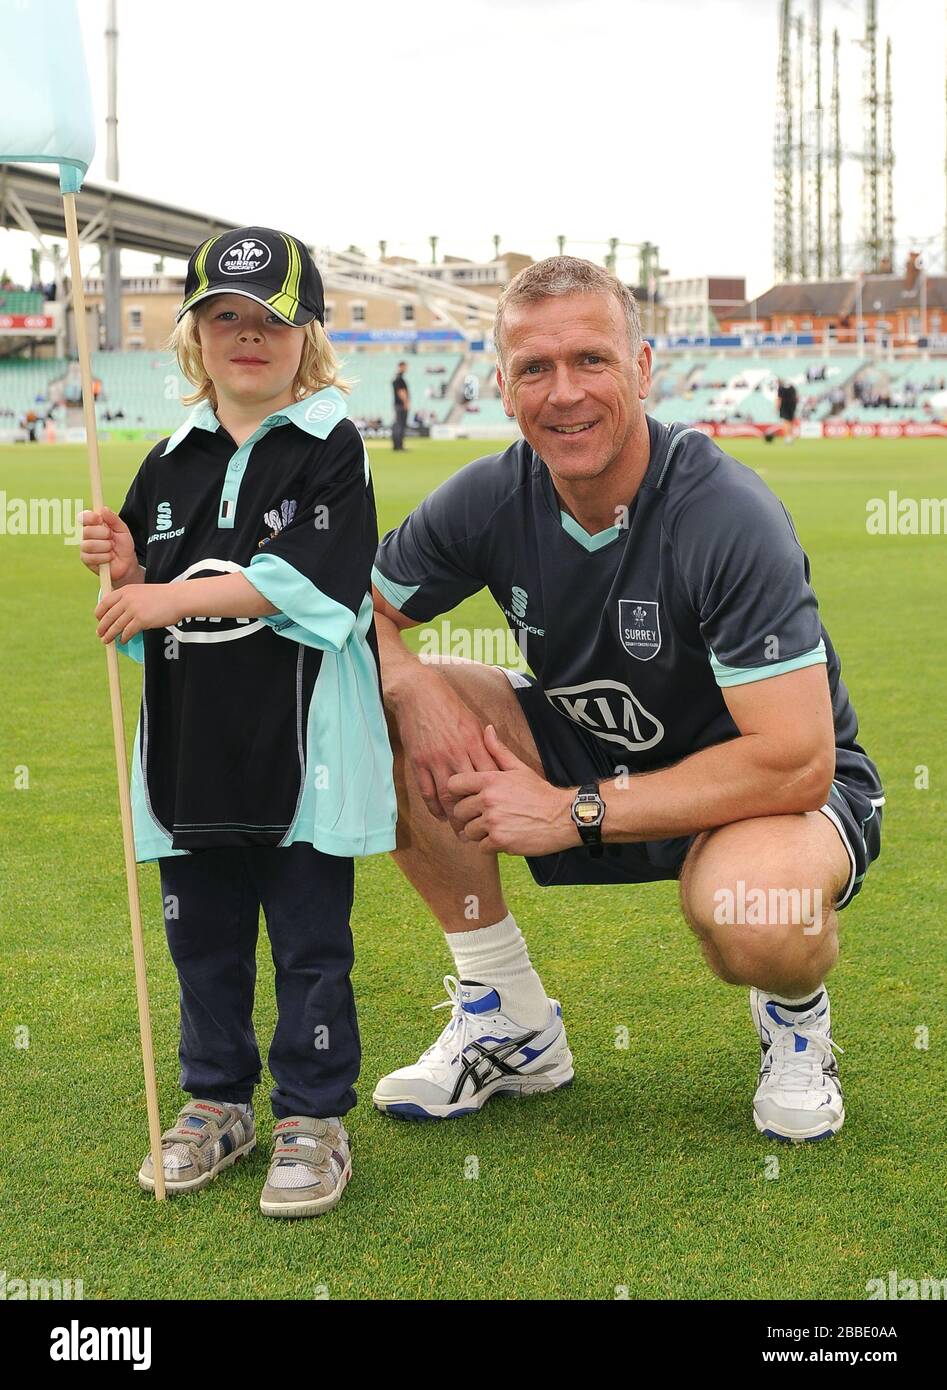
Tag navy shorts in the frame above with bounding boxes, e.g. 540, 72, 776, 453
501, 670, 883, 910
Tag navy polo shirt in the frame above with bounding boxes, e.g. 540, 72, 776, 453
113, 388, 396, 861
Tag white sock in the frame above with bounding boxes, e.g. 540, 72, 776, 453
765, 987, 825, 1010
447, 913, 549, 1028
222, 1100, 253, 1116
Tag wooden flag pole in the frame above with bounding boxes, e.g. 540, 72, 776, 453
62, 192, 166, 1201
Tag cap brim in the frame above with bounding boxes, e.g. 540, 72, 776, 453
175, 286, 316, 326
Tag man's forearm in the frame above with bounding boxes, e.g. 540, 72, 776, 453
374, 610, 424, 706
599, 734, 834, 843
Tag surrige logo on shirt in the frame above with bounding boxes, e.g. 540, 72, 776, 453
148, 500, 185, 544
168, 558, 266, 642
545, 679, 664, 753
619, 599, 661, 661
500, 583, 545, 637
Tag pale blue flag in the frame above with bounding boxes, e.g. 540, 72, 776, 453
0, 0, 95, 193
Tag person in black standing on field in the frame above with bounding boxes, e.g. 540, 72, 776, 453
392, 359, 410, 451
777, 379, 798, 445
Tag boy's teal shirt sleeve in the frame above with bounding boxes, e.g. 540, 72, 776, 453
243, 553, 357, 653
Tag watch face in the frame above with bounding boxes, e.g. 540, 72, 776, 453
574, 801, 600, 826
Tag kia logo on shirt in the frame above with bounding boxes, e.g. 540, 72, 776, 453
167, 558, 266, 643
544, 678, 665, 752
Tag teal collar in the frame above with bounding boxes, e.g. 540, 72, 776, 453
162, 399, 219, 454
559, 508, 622, 552
162, 386, 348, 455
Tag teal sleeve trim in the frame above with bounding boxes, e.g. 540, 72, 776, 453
244, 553, 357, 652
710, 638, 827, 687
371, 563, 421, 611
97, 586, 145, 664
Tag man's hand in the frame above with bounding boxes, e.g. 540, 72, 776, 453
448, 725, 578, 856
95, 583, 184, 645
392, 664, 501, 825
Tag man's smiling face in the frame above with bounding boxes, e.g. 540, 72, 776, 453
497, 291, 652, 483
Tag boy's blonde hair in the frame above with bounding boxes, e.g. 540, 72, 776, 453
167, 300, 351, 407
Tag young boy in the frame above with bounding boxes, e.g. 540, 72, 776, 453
81, 226, 396, 1217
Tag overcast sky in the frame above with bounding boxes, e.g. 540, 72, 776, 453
2, 0, 945, 298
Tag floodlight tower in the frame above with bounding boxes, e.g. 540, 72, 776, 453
830, 27, 843, 275
862, 0, 881, 271
882, 36, 895, 269
774, 0, 794, 281
811, 0, 824, 278
795, 12, 808, 279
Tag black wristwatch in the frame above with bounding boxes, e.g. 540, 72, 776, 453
570, 782, 606, 857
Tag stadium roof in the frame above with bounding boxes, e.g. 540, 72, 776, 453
733, 274, 947, 320
0, 162, 242, 259
0, 163, 499, 331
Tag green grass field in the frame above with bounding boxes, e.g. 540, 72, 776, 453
0, 434, 944, 1301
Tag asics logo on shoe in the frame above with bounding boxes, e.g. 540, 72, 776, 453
449, 1031, 554, 1105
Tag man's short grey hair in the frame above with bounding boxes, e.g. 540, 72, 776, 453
494, 256, 642, 371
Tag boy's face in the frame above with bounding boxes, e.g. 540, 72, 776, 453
195, 294, 306, 408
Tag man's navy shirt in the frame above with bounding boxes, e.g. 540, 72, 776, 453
372, 417, 882, 805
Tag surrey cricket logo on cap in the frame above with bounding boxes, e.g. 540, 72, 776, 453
176, 225, 325, 327
218, 237, 272, 276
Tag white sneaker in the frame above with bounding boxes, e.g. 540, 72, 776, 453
751, 987, 844, 1143
372, 976, 574, 1120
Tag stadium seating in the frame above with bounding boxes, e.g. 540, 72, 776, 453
458, 397, 515, 429
0, 290, 46, 315
2, 347, 945, 434
91, 351, 190, 431
649, 353, 867, 425
0, 356, 68, 420
341, 350, 463, 424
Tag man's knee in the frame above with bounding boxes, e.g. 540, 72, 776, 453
679, 816, 847, 983
384, 656, 543, 776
